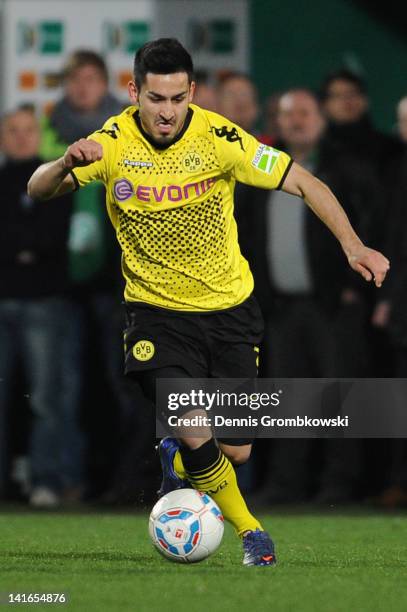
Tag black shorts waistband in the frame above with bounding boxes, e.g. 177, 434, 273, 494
124, 294, 257, 317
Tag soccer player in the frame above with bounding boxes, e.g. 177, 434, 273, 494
28, 39, 389, 566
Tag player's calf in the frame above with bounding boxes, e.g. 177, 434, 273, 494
218, 443, 252, 465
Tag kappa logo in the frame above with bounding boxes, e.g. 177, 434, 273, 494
114, 178, 134, 202
182, 151, 203, 172
96, 122, 120, 139
252, 144, 281, 174
210, 125, 245, 151
123, 159, 153, 169
133, 340, 155, 361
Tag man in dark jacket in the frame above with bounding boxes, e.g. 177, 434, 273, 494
237, 88, 381, 368
371, 145, 407, 507
0, 107, 84, 506
235, 89, 383, 503
319, 69, 402, 179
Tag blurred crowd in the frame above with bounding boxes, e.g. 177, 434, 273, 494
1, 50, 407, 510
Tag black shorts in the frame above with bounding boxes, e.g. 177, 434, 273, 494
123, 295, 264, 446
123, 294, 264, 378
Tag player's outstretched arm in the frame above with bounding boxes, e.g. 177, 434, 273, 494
281, 161, 390, 288
27, 138, 103, 200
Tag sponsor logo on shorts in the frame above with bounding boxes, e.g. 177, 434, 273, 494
114, 178, 134, 201
252, 144, 281, 174
133, 340, 155, 361
182, 151, 203, 172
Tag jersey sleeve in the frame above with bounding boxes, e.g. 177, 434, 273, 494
70, 118, 120, 189
210, 115, 293, 190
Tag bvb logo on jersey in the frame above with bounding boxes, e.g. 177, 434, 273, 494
182, 151, 203, 173
133, 340, 155, 361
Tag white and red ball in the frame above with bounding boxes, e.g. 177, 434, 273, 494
149, 488, 224, 563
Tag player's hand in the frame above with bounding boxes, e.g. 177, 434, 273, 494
347, 245, 390, 288
63, 139, 103, 169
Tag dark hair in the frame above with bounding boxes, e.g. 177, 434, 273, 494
63, 50, 108, 82
133, 38, 194, 88
319, 69, 367, 100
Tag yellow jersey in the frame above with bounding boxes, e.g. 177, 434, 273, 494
71, 104, 292, 311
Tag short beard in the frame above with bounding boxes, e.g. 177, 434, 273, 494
150, 132, 176, 146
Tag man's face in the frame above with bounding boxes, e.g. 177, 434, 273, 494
217, 77, 258, 132
65, 65, 108, 112
277, 91, 325, 149
323, 79, 368, 124
129, 72, 195, 146
0, 110, 41, 160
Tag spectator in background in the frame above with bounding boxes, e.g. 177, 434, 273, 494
40, 49, 124, 294
41, 50, 123, 158
216, 72, 259, 134
216, 71, 276, 146
236, 89, 383, 504
320, 69, 403, 377
372, 94, 407, 336
370, 96, 407, 508
262, 92, 283, 145
0, 107, 84, 507
193, 70, 218, 112
40, 50, 156, 504
319, 69, 402, 174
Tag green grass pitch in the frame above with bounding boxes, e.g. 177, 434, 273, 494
0, 509, 406, 612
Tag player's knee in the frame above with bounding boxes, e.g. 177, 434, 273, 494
220, 444, 252, 465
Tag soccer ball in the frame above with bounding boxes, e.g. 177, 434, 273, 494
149, 488, 224, 563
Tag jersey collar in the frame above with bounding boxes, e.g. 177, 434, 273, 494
133, 107, 194, 150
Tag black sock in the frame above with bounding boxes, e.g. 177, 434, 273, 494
180, 438, 220, 473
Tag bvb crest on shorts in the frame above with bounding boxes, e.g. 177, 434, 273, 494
133, 340, 155, 361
